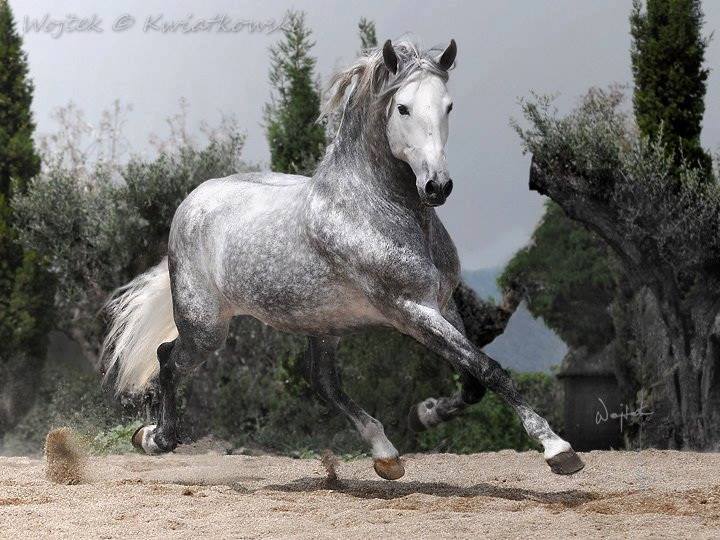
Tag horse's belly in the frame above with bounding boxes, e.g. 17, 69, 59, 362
229, 275, 388, 335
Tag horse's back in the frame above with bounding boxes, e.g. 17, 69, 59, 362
180, 172, 307, 207
229, 171, 309, 187
172, 172, 306, 225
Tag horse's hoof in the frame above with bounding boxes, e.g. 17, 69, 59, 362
546, 450, 585, 475
408, 398, 444, 432
408, 403, 428, 432
373, 457, 405, 480
131, 424, 165, 455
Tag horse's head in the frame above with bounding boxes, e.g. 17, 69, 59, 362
383, 39, 456, 207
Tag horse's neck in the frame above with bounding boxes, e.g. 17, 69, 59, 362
312, 108, 421, 211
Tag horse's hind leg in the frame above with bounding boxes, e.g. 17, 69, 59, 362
408, 371, 486, 432
305, 336, 404, 480
133, 283, 230, 454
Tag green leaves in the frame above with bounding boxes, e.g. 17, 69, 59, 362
500, 200, 615, 351
0, 1, 52, 432
0, 2, 39, 195
264, 10, 326, 175
630, 0, 712, 175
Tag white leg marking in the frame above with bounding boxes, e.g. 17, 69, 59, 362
357, 420, 398, 460
542, 437, 572, 459
416, 398, 442, 429
516, 405, 572, 459
141, 424, 163, 455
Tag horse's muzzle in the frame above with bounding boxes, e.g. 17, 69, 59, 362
422, 177, 453, 206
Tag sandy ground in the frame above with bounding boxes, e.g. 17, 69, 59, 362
1, 448, 720, 539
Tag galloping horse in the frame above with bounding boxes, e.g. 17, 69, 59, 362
103, 39, 584, 480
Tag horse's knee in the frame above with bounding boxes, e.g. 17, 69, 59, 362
173, 318, 228, 370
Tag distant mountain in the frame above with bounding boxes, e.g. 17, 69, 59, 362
463, 267, 503, 301
461, 268, 567, 373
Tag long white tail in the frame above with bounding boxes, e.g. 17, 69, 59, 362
101, 258, 179, 394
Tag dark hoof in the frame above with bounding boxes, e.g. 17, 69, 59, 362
373, 457, 405, 480
546, 450, 585, 475
407, 404, 427, 432
131, 425, 146, 451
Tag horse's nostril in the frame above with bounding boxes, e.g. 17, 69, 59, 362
425, 180, 440, 196
443, 179, 454, 197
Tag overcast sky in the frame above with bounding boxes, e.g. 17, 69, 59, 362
11, 0, 720, 270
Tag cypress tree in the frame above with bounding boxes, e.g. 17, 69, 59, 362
0, 1, 40, 193
0, 0, 55, 433
264, 10, 326, 174
630, 0, 712, 174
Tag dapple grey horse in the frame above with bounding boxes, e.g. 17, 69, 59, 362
102, 39, 584, 480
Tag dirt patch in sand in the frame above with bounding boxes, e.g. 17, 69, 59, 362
1, 449, 719, 538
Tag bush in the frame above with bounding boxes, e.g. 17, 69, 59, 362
1, 360, 135, 455
417, 371, 562, 453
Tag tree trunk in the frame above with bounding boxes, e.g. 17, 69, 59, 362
529, 158, 720, 450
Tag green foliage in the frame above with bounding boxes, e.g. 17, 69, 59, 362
500, 201, 615, 351
358, 17, 378, 50
418, 372, 561, 453
509, 0, 714, 405
264, 10, 326, 175
12, 131, 252, 355
0, 2, 54, 435
630, 0, 712, 174
518, 86, 720, 449
0, 197, 55, 356
1, 359, 134, 455
517, 87, 720, 275
179, 322, 455, 455
90, 421, 144, 455
183, 321, 564, 456
502, 87, 627, 358
419, 392, 535, 453
0, 2, 40, 194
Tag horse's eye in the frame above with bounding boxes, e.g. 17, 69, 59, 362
397, 104, 410, 116
447, 103, 453, 114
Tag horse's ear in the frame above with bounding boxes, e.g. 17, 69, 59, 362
438, 39, 457, 71
383, 39, 398, 75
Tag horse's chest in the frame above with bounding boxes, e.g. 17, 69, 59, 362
428, 229, 460, 304
316, 213, 459, 307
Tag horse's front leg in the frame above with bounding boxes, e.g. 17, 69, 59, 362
393, 300, 584, 475
304, 335, 404, 480
408, 296, 487, 432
